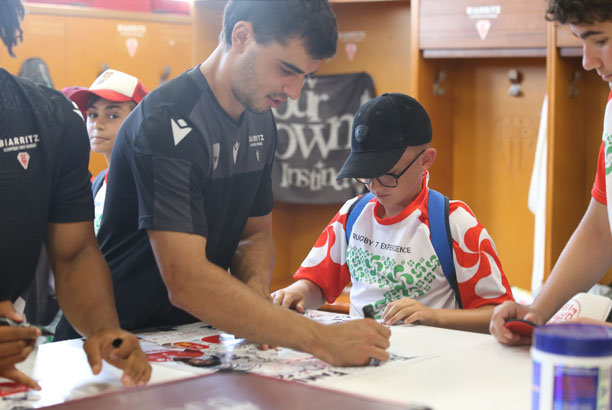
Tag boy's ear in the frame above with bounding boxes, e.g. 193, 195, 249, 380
231, 21, 254, 52
421, 147, 437, 171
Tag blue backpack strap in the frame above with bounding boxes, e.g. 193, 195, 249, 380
345, 192, 375, 243
428, 189, 462, 308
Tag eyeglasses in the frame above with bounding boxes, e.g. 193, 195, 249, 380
355, 149, 426, 188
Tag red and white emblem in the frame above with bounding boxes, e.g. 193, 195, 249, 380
345, 43, 357, 61
476, 19, 491, 40
549, 299, 582, 323
17, 152, 30, 170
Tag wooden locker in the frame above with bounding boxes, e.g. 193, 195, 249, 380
412, 0, 548, 290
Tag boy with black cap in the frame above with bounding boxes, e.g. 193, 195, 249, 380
273, 93, 514, 333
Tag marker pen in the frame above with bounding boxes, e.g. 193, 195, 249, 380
0, 317, 52, 335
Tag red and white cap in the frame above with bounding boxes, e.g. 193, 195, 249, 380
69, 69, 148, 113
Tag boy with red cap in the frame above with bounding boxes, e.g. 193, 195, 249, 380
273, 93, 514, 333
69, 69, 148, 234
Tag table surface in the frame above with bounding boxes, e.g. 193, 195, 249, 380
0, 312, 532, 410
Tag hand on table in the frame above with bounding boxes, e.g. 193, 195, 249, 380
0, 301, 41, 390
380, 298, 434, 326
267, 285, 315, 351
83, 329, 151, 387
313, 319, 390, 367
489, 301, 544, 345
271, 288, 306, 314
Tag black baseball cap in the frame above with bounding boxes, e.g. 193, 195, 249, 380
336, 93, 432, 180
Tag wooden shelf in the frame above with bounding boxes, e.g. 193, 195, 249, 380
423, 48, 546, 58
559, 47, 582, 58
24, 3, 192, 24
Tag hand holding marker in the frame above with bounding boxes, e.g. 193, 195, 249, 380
362, 305, 381, 366
363, 305, 376, 320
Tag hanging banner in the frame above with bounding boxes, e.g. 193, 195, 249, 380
272, 72, 375, 204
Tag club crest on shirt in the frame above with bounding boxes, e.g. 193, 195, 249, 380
249, 134, 264, 164
17, 152, 30, 170
233, 142, 240, 164
248, 134, 264, 147
212, 143, 220, 171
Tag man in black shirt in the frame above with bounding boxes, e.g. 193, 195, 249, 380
56, 0, 391, 366
0, 0, 150, 389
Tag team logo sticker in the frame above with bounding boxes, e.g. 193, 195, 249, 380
17, 152, 30, 170
345, 43, 357, 61
549, 299, 581, 323
476, 20, 491, 40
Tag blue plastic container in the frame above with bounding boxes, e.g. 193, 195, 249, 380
531, 323, 612, 409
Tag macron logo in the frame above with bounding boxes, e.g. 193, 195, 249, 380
171, 118, 192, 146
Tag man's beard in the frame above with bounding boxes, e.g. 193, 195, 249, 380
231, 49, 267, 114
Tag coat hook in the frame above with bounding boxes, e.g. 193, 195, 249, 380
568, 69, 581, 98
433, 70, 446, 96
160, 65, 172, 85
507, 69, 523, 97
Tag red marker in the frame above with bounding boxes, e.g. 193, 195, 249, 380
504, 319, 536, 338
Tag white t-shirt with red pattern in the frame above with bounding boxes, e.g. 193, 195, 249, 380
294, 174, 514, 319
590, 91, 612, 238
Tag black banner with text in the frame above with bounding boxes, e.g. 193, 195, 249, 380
272, 72, 374, 204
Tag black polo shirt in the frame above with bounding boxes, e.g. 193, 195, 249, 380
97, 66, 277, 330
0, 69, 93, 302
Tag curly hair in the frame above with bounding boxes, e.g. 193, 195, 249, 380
0, 0, 24, 57
546, 0, 612, 25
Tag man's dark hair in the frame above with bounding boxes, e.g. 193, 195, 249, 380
221, 0, 337, 60
546, 0, 612, 25
0, 0, 24, 57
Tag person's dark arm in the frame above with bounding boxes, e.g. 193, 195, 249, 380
47, 221, 151, 386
